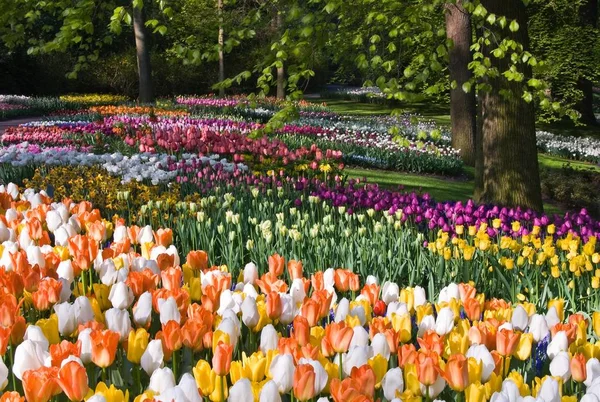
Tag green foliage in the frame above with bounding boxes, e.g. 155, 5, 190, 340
540, 164, 600, 218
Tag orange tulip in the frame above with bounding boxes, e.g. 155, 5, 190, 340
348, 365, 376, 398
458, 283, 477, 302
323, 321, 354, 355
398, 344, 418, 368
415, 351, 440, 386
417, 330, 445, 356
87, 220, 106, 243
22, 367, 61, 402
90, 329, 120, 368
279, 337, 300, 362
56, 361, 89, 401
26, 218, 44, 241
154, 228, 173, 247
162, 320, 183, 353
441, 354, 469, 391
256, 272, 288, 294
334, 269, 352, 292
32, 278, 63, 311
287, 260, 303, 280
0, 391, 24, 402
292, 316, 311, 347
0, 269, 24, 299
551, 323, 577, 344
383, 328, 400, 354
571, 353, 587, 382
156, 253, 175, 271
200, 285, 221, 313
268, 254, 285, 277
126, 270, 158, 297
496, 329, 520, 357
360, 284, 380, 306
463, 297, 482, 321
127, 225, 141, 245
50, 340, 81, 367
0, 326, 11, 355
311, 289, 334, 319
348, 274, 360, 292
300, 298, 321, 327
293, 364, 317, 401
161, 267, 182, 291
311, 271, 325, 292
266, 292, 283, 320
182, 319, 208, 352
186, 250, 208, 272
213, 342, 233, 376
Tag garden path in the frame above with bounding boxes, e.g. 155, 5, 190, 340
0, 117, 40, 135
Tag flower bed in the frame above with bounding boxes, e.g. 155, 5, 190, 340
0, 186, 598, 402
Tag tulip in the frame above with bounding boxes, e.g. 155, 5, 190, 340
0, 359, 8, 391
293, 364, 317, 401
133, 291, 153, 327
496, 329, 520, 356
549, 351, 571, 381
243, 262, 258, 284
228, 378, 253, 401
108, 282, 135, 310
382, 282, 400, 304
178, 373, 202, 402
22, 367, 62, 402
418, 315, 436, 337
259, 380, 282, 402
241, 296, 259, 328
213, 342, 234, 376
513, 333, 533, 361
371, 333, 391, 360
13, 339, 50, 380
528, 314, 550, 343
466, 345, 495, 382
141, 339, 165, 376
260, 324, 279, 353
73, 296, 94, 326
343, 346, 369, 377
57, 360, 89, 401
547, 331, 568, 360
537, 377, 560, 402
104, 308, 132, 341
24, 325, 50, 351
279, 293, 295, 325
158, 296, 181, 325
585, 358, 600, 387
128, 328, 149, 364
571, 353, 587, 383
90, 330, 119, 368
511, 305, 529, 332
441, 354, 469, 391
54, 302, 77, 336
349, 326, 369, 349
149, 367, 176, 394
270, 354, 295, 393
381, 367, 404, 400
435, 307, 455, 336
324, 321, 353, 354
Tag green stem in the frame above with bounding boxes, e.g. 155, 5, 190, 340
338, 353, 343, 379
102, 367, 107, 384
81, 270, 87, 296
136, 364, 142, 395
9, 345, 16, 391
173, 349, 179, 382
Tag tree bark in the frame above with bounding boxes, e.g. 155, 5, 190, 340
445, 1, 477, 166
218, 0, 225, 97
133, 4, 153, 103
576, 0, 598, 125
476, 0, 543, 211
276, 11, 285, 99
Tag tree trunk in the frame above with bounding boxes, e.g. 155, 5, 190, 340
276, 12, 285, 99
445, 1, 477, 166
133, 4, 153, 103
476, 0, 543, 211
576, 0, 598, 125
218, 0, 225, 97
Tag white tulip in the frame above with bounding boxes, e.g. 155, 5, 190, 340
57, 260, 75, 283
54, 302, 77, 336
73, 296, 94, 325
141, 339, 164, 376
24, 325, 49, 350
586, 358, 600, 387
26, 245, 45, 269
243, 262, 258, 284
158, 296, 181, 325
78, 328, 93, 364
419, 375, 446, 399
179, 373, 202, 402
109, 281, 135, 309
414, 286, 427, 307
0, 358, 8, 390
343, 346, 370, 377
155, 387, 186, 402
260, 324, 279, 353
290, 279, 306, 306
228, 378, 253, 401
418, 315, 436, 337
371, 333, 391, 360
537, 377, 560, 402
113, 226, 128, 243
137, 225, 154, 244
435, 307, 455, 336
382, 367, 404, 400
335, 298, 349, 323
105, 308, 132, 341
243, 283, 258, 299
581, 395, 600, 402
149, 367, 176, 394
382, 282, 400, 304
259, 380, 282, 402
270, 354, 295, 393
133, 291, 153, 327
545, 307, 561, 329
466, 344, 495, 382
549, 351, 571, 381
279, 294, 295, 325
46, 210, 63, 232
349, 326, 369, 348
241, 296, 259, 328
438, 283, 459, 303
365, 275, 378, 285
217, 317, 240, 349
13, 340, 50, 380
511, 305, 529, 332
528, 314, 550, 343
547, 331, 568, 360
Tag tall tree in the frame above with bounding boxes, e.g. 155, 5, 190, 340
576, 0, 598, 124
445, 1, 476, 166
276, 10, 285, 99
475, 0, 542, 210
133, 3, 153, 102
217, 0, 225, 96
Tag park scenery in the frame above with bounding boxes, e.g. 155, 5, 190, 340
1, 1, 600, 402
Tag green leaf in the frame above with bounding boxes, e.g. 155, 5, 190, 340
509, 20, 519, 32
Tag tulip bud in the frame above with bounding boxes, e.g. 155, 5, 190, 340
260, 380, 282, 402
511, 305, 529, 332
13, 339, 50, 380
105, 308, 132, 342
549, 351, 571, 381
528, 314, 550, 343
108, 282, 135, 310
270, 354, 295, 393
435, 307, 455, 336
241, 296, 259, 328
141, 339, 165, 376
547, 331, 568, 360
159, 296, 181, 325
149, 367, 176, 394
260, 324, 279, 353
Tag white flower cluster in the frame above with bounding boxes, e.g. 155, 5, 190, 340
536, 130, 600, 162
0, 94, 32, 104
0, 144, 248, 185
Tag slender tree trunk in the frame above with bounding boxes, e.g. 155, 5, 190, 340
445, 1, 477, 166
276, 11, 285, 99
476, 0, 543, 211
576, 0, 598, 124
133, 4, 153, 103
218, 0, 225, 97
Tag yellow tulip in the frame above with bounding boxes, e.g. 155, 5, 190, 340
242, 352, 267, 382
133, 391, 155, 402
562, 396, 578, 402
467, 357, 483, 385
53, 245, 70, 261
507, 371, 530, 397
513, 333, 533, 361
399, 288, 415, 312
127, 328, 149, 364
141, 242, 154, 260
368, 354, 388, 387
323, 360, 339, 393
90, 297, 105, 325
189, 277, 202, 302
93, 284, 112, 311
445, 324, 470, 357
193, 360, 215, 396
484, 373, 502, 400
345, 314, 362, 328
93, 382, 130, 402
593, 312, 600, 337
310, 326, 326, 347
212, 330, 231, 353
36, 314, 60, 345
210, 375, 228, 402
415, 304, 434, 324
229, 361, 243, 385
391, 313, 412, 343
252, 300, 272, 332
465, 382, 486, 402
403, 363, 421, 397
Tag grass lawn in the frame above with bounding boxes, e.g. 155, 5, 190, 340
312, 97, 600, 215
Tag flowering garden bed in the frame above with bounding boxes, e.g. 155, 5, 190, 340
0, 95, 598, 401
